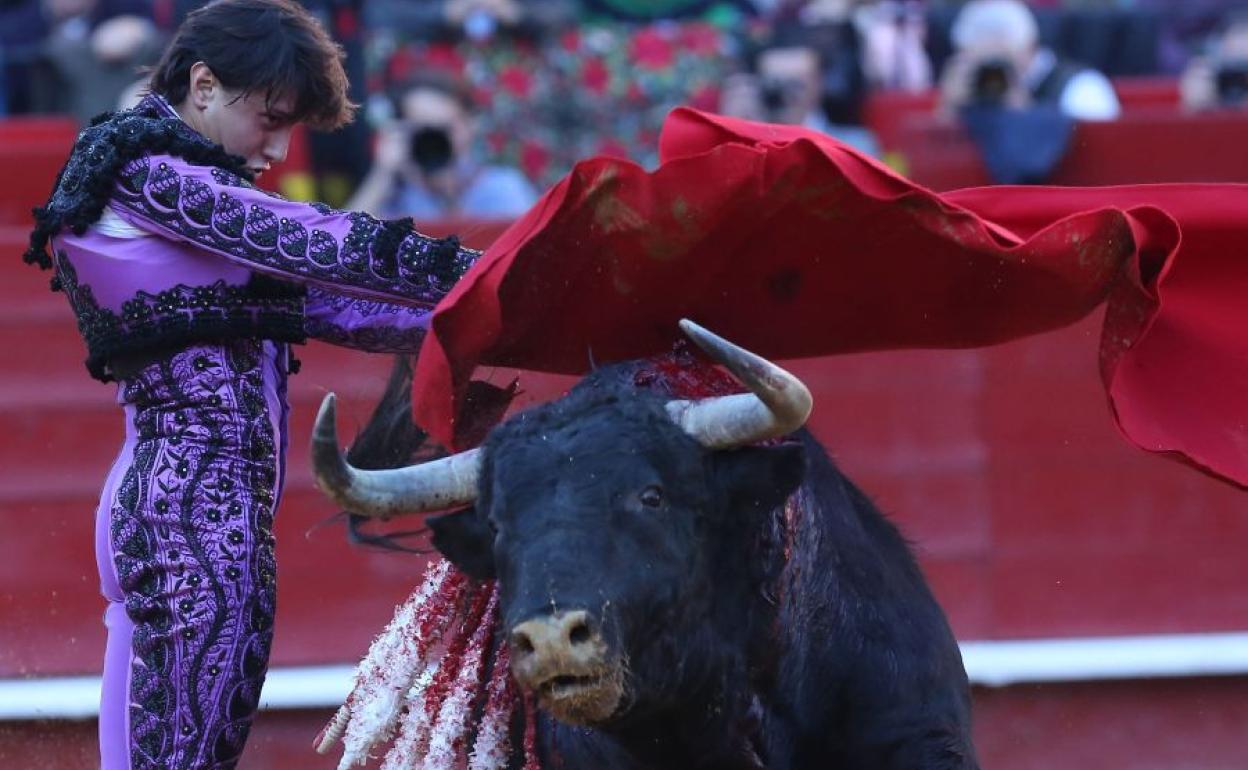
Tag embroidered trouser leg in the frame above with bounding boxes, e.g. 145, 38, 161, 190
97, 342, 283, 770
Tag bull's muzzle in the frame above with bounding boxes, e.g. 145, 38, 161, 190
508, 610, 624, 725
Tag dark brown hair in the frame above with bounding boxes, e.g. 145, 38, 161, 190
150, 0, 355, 130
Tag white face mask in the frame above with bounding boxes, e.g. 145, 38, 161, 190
463, 8, 497, 42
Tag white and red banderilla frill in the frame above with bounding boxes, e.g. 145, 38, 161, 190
315, 559, 541, 770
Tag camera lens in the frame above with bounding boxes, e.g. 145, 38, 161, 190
1215, 64, 1248, 106
971, 59, 1013, 106
410, 127, 453, 173
761, 82, 787, 113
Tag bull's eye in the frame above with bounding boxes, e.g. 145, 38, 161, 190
639, 485, 664, 508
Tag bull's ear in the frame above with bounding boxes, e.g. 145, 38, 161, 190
428, 508, 496, 580
711, 443, 806, 515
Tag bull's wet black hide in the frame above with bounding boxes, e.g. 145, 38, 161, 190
371, 360, 977, 769
340, 356, 516, 551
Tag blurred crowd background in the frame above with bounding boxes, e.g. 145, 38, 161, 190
3, 0, 1248, 211
4, 6, 1248, 768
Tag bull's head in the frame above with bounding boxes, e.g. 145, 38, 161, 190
311, 321, 812, 727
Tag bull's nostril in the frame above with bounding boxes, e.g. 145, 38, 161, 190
568, 621, 592, 646
511, 631, 535, 655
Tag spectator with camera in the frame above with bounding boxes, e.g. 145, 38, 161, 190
348, 72, 539, 220
937, 0, 1119, 185
366, 0, 576, 43
856, 0, 933, 93
940, 0, 1120, 122
719, 23, 880, 157
1180, 14, 1248, 111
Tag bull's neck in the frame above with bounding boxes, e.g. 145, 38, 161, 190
588, 689, 770, 770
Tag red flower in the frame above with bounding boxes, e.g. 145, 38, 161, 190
628, 27, 674, 71
689, 84, 720, 112
560, 29, 581, 53
597, 138, 631, 160
582, 58, 610, 95
498, 65, 532, 98
679, 23, 721, 56
422, 44, 466, 76
386, 48, 422, 84
520, 141, 550, 182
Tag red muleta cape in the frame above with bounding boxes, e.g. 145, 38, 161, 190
412, 108, 1248, 488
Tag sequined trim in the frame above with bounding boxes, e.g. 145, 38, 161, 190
113, 156, 481, 305
25, 93, 252, 270
304, 288, 432, 354
54, 253, 305, 382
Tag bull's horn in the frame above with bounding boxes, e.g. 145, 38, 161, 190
311, 393, 481, 517
665, 319, 813, 448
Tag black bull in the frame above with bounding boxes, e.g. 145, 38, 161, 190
316, 350, 978, 769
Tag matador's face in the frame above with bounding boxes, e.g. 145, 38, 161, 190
183, 63, 296, 179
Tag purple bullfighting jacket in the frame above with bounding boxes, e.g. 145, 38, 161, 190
25, 93, 480, 381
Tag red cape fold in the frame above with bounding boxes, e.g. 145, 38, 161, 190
413, 108, 1248, 488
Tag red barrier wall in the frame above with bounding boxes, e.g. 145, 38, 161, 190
890, 109, 1248, 190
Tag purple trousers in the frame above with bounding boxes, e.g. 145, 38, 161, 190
95, 340, 289, 770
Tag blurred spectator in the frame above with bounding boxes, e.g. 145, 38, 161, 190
25, 0, 160, 122
443, 0, 578, 41
1138, 0, 1245, 75
301, 0, 372, 206
580, 0, 756, 22
1180, 14, 1248, 112
720, 24, 881, 156
365, 0, 577, 43
2, 0, 158, 117
927, 3, 1159, 81
0, 0, 47, 113
939, 0, 1120, 122
854, 0, 932, 91
446, 0, 523, 40
115, 72, 148, 109
348, 72, 538, 220
937, 0, 1123, 185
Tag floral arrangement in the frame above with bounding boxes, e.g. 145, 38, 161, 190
373, 21, 736, 188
